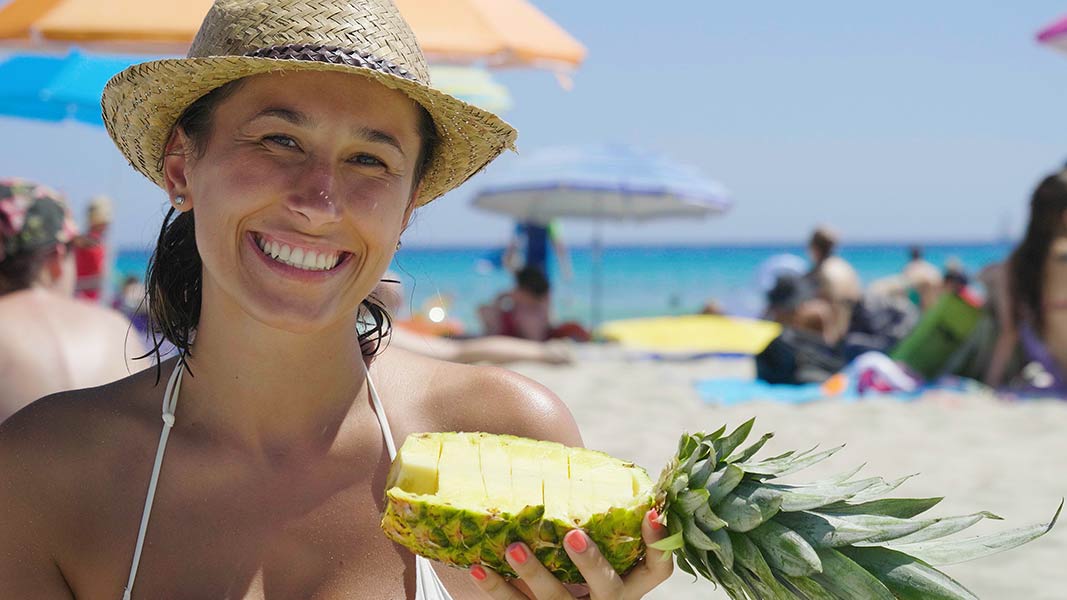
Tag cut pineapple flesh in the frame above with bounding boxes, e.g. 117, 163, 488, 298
381, 432, 653, 582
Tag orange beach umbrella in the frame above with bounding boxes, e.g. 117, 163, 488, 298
0, 0, 585, 72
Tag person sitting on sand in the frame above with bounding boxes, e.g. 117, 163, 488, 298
983, 172, 1067, 394
0, 2, 670, 598
480, 265, 591, 342
0, 179, 145, 423
378, 276, 573, 365
804, 226, 862, 344
902, 245, 943, 311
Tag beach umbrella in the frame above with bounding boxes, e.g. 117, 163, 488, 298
471, 144, 732, 327
0, 0, 585, 75
0, 50, 148, 127
1037, 13, 1067, 53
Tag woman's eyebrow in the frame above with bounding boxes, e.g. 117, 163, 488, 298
354, 126, 406, 158
249, 107, 307, 126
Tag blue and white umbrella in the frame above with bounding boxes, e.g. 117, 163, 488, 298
0, 50, 152, 127
471, 144, 732, 327
472, 144, 732, 223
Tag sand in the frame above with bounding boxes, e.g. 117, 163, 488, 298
506, 347, 1067, 599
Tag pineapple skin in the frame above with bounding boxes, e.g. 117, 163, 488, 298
381, 432, 654, 586
382, 489, 652, 582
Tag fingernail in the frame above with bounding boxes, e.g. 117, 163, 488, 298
648, 509, 663, 531
565, 529, 588, 553
507, 543, 528, 565
470, 565, 487, 581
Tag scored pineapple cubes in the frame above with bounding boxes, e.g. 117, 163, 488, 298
381, 432, 654, 582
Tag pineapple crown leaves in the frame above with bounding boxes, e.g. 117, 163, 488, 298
649, 419, 1062, 600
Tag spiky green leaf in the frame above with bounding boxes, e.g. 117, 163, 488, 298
715, 418, 756, 461
718, 483, 783, 532
810, 548, 895, 600
881, 512, 999, 546
841, 546, 979, 600
707, 463, 745, 506
728, 432, 774, 464
749, 520, 823, 578
822, 497, 944, 519
886, 501, 1062, 565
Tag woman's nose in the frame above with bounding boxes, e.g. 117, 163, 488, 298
286, 161, 342, 227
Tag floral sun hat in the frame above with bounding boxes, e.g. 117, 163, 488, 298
0, 178, 79, 263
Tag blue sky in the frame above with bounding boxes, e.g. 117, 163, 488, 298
2, 1, 1067, 249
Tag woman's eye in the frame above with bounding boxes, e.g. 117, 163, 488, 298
350, 154, 386, 167
265, 135, 299, 149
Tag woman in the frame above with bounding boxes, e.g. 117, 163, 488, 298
984, 173, 1067, 394
0, 1, 671, 598
0, 179, 144, 423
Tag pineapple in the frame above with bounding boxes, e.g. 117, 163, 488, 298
381, 421, 1060, 598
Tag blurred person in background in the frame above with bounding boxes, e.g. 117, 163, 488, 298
480, 265, 590, 341
982, 172, 1067, 394
503, 219, 573, 283
903, 244, 943, 310
0, 179, 144, 422
804, 225, 862, 344
73, 194, 113, 303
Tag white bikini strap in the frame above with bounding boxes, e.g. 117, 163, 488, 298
360, 357, 397, 460
122, 362, 184, 600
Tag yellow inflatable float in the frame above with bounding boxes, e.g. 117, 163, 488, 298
596, 314, 781, 356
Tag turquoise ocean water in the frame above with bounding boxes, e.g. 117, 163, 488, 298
115, 243, 1012, 333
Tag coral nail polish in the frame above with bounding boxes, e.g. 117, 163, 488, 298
565, 530, 588, 553
508, 543, 528, 565
470, 565, 487, 581
648, 509, 663, 531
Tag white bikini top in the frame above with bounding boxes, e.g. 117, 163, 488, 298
122, 360, 454, 600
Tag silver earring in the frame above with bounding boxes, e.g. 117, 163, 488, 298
396, 240, 402, 250
175, 195, 185, 206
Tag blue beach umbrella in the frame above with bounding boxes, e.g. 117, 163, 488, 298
471, 144, 732, 327
0, 50, 153, 127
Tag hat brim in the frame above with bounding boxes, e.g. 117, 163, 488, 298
101, 56, 517, 206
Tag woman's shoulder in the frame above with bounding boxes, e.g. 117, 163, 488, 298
377, 346, 582, 446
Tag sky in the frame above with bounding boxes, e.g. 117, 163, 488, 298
2, 1, 1067, 249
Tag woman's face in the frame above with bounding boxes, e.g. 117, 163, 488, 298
171, 70, 423, 333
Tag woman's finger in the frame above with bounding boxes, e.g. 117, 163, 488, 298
469, 564, 528, 600
504, 542, 572, 600
563, 529, 624, 599
622, 509, 674, 597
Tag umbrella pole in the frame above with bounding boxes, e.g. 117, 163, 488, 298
591, 218, 602, 331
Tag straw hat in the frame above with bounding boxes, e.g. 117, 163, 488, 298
101, 0, 517, 206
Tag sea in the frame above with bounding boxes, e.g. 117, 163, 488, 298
114, 242, 1012, 333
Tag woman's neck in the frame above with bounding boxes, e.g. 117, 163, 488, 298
177, 302, 371, 463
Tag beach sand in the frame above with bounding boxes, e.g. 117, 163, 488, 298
507, 347, 1066, 599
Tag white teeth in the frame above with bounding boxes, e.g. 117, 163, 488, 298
256, 235, 341, 271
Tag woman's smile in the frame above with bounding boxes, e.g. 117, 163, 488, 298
247, 231, 354, 281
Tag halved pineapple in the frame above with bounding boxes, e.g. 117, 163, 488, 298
381, 432, 653, 582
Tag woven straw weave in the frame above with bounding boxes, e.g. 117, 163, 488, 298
102, 0, 517, 205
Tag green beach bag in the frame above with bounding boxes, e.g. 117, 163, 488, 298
890, 291, 984, 379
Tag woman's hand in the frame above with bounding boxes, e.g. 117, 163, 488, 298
469, 509, 673, 600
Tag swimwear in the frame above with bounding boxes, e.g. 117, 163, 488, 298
122, 360, 454, 599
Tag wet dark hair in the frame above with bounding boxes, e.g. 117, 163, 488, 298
516, 266, 550, 298
809, 227, 836, 258
143, 77, 439, 368
1008, 173, 1067, 335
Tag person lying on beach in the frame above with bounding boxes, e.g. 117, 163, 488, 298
0, 179, 145, 423
375, 276, 573, 365
982, 172, 1067, 395
0, 2, 671, 598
